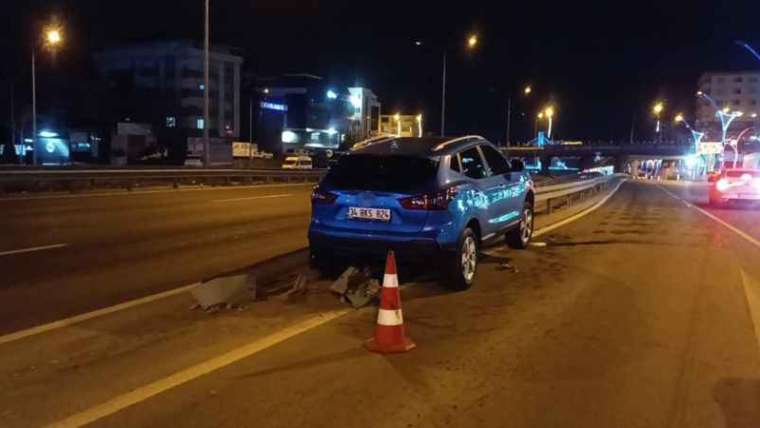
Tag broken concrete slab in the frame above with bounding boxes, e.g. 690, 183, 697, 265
329, 266, 360, 295
191, 273, 256, 310
345, 278, 381, 308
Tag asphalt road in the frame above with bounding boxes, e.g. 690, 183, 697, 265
3, 180, 760, 427
0, 184, 314, 333
94, 180, 759, 428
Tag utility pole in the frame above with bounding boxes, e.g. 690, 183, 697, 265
440, 52, 447, 137
505, 96, 512, 147
10, 82, 15, 158
202, 0, 211, 167
32, 50, 37, 165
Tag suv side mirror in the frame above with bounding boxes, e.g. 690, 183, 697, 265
510, 159, 525, 172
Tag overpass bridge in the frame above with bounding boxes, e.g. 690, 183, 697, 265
503, 144, 693, 172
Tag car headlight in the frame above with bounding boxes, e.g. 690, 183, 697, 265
716, 178, 731, 192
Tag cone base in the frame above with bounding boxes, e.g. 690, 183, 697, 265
364, 336, 416, 354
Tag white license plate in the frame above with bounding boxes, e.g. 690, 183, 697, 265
347, 207, 391, 222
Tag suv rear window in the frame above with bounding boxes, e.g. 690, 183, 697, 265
324, 154, 439, 193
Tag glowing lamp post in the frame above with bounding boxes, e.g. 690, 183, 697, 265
394, 113, 401, 137
544, 106, 555, 140
32, 25, 64, 165
652, 101, 664, 136
431, 33, 479, 137
416, 114, 423, 137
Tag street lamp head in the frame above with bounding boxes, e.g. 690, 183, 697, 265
544, 106, 554, 118
696, 91, 704, 96
674, 113, 684, 123
652, 101, 664, 116
416, 114, 422, 122
414, 40, 422, 46
538, 112, 544, 119
467, 34, 478, 49
394, 113, 400, 121
523, 85, 532, 95
44, 28, 62, 46
723, 106, 731, 113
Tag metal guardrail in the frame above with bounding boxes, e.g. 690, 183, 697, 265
0, 168, 326, 194
535, 174, 617, 213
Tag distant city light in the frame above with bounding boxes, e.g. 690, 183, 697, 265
674, 113, 684, 123
415, 41, 422, 46
262, 88, 270, 94
38, 130, 58, 138
349, 95, 362, 109
326, 89, 338, 100
326, 127, 337, 135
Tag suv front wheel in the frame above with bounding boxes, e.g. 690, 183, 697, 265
445, 227, 479, 290
507, 200, 533, 249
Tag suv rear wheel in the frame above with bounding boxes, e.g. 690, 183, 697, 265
445, 227, 479, 290
507, 200, 534, 249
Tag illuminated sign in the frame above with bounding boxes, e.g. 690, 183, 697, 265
261, 102, 288, 112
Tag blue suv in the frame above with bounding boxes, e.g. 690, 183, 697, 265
309, 136, 534, 289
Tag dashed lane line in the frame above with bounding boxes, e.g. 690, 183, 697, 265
0, 243, 69, 257
212, 193, 293, 203
44, 309, 351, 428
0, 283, 199, 347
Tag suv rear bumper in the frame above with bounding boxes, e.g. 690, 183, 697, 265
309, 230, 449, 262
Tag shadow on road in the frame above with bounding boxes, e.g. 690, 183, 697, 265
713, 377, 760, 427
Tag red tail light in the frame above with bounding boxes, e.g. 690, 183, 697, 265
311, 187, 337, 204
399, 187, 459, 211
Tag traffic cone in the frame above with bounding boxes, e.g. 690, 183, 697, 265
365, 250, 416, 353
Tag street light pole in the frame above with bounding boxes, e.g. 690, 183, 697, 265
203, 0, 211, 167
440, 51, 447, 137
505, 96, 511, 146
31, 49, 37, 165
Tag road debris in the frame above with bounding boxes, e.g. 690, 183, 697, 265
276, 274, 309, 302
191, 273, 256, 310
498, 262, 519, 273
330, 266, 381, 308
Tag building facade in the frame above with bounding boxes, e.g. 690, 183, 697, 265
94, 41, 243, 160
250, 74, 381, 154
696, 71, 760, 139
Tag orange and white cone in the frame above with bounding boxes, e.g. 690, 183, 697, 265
365, 250, 416, 353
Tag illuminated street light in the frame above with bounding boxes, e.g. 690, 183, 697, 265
32, 23, 65, 165
652, 101, 664, 135
524, 86, 532, 95
674, 113, 684, 123
467, 34, 478, 49
544, 106, 555, 139
326, 89, 338, 100
45, 29, 62, 46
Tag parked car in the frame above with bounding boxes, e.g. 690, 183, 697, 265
282, 155, 313, 170
709, 168, 760, 207
308, 136, 535, 289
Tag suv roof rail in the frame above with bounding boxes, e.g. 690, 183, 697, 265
351, 135, 396, 151
432, 135, 484, 152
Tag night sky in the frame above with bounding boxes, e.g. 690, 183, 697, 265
2, 0, 760, 142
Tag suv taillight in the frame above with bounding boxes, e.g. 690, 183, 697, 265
311, 187, 337, 204
399, 187, 459, 211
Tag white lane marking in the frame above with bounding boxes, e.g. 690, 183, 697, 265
659, 185, 760, 250
533, 179, 626, 238
45, 309, 350, 428
530, 242, 547, 247
0, 183, 313, 202
0, 243, 69, 257
212, 193, 292, 203
739, 269, 760, 353
0, 283, 199, 346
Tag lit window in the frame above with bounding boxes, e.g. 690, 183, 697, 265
166, 116, 176, 128
196, 118, 205, 129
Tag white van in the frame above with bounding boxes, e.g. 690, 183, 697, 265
282, 155, 313, 170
